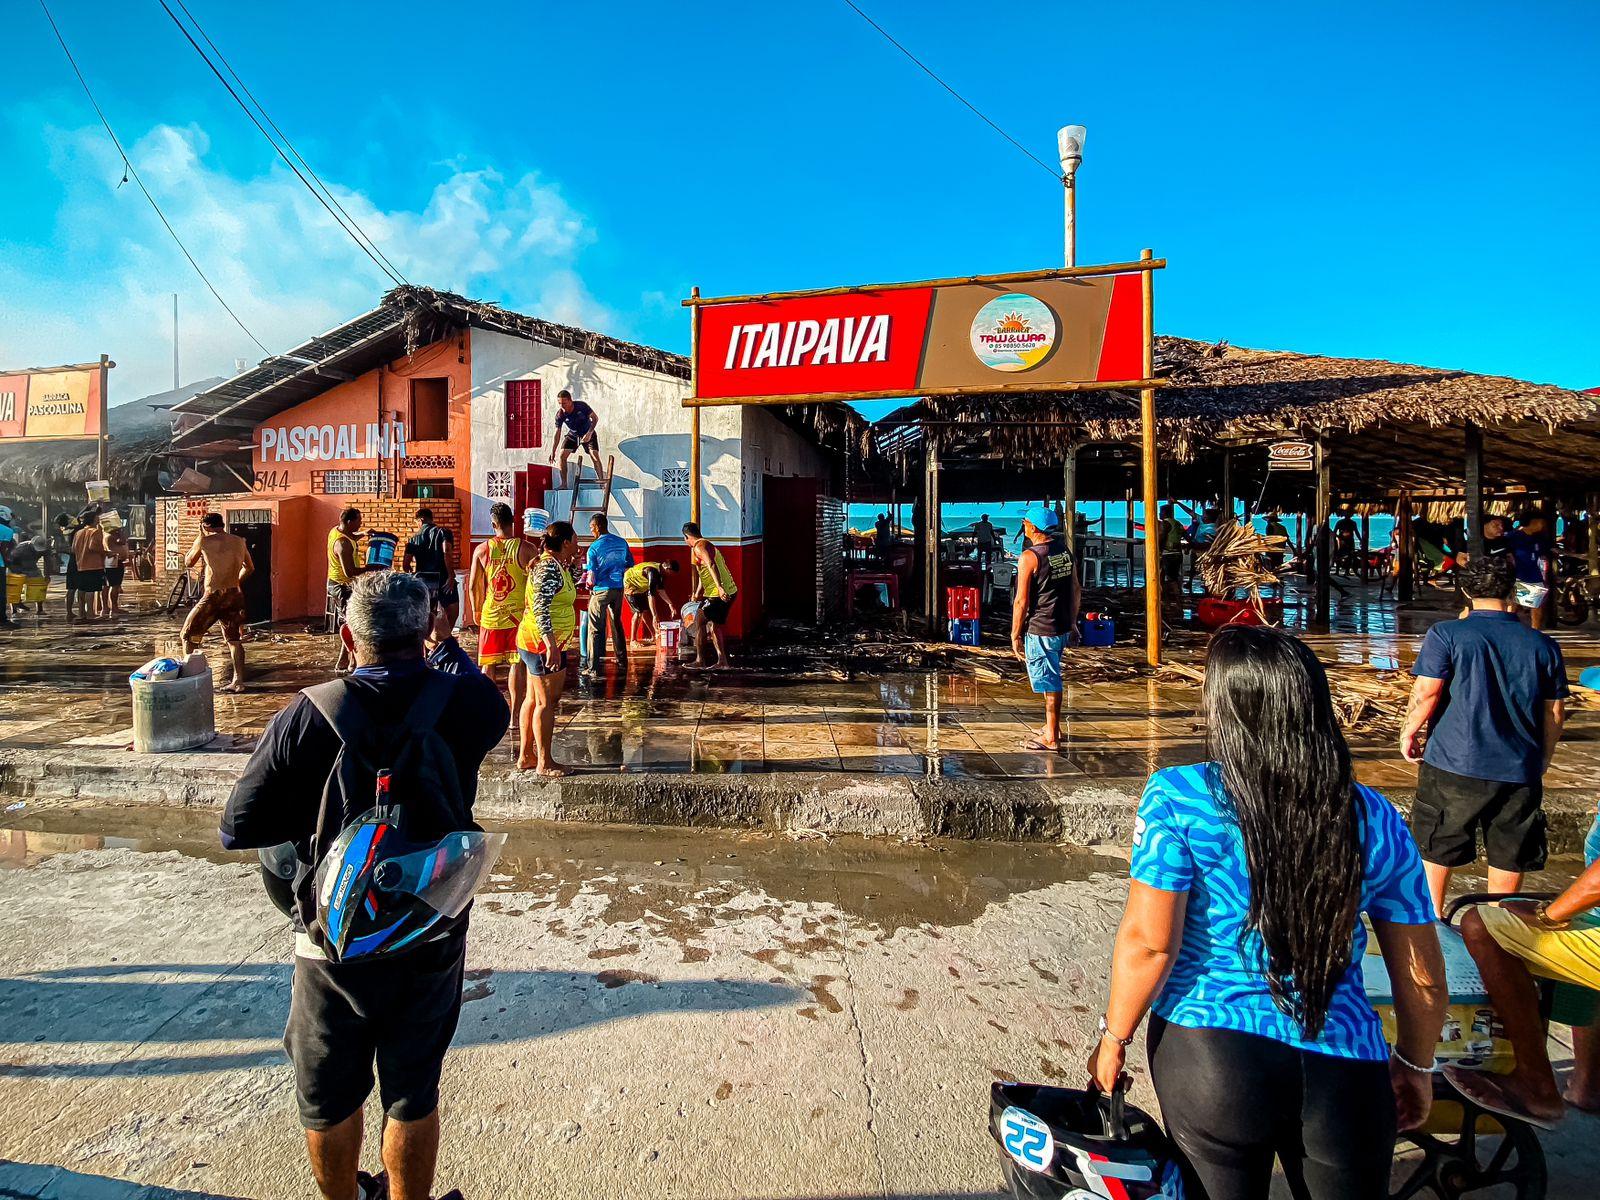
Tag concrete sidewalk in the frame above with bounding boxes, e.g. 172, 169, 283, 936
1, 808, 1597, 1200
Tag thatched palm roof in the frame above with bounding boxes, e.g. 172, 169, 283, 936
0, 377, 224, 500
878, 338, 1600, 498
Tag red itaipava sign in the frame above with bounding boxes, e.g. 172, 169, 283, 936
690, 265, 1151, 404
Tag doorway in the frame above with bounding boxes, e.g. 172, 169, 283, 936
227, 518, 274, 625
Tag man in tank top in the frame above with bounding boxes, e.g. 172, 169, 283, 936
1010, 505, 1079, 753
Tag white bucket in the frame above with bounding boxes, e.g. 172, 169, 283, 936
656, 620, 682, 650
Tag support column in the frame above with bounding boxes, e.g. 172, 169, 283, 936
1398, 492, 1415, 603
1139, 249, 1162, 665
689, 286, 703, 528
924, 430, 942, 636
1062, 446, 1079, 553
1360, 512, 1371, 581
1464, 420, 1484, 557
1313, 436, 1332, 627
1221, 449, 1233, 522
1588, 491, 1599, 579
96, 353, 110, 483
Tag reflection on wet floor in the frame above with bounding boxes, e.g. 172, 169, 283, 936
0, 805, 1120, 937
5, 578, 1600, 788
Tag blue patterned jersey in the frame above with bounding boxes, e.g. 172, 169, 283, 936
1129, 762, 1434, 1061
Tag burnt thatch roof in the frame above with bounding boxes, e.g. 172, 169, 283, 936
0, 377, 224, 500
174, 286, 687, 449
879, 338, 1600, 499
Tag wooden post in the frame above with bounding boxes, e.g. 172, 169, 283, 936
1220, 449, 1233, 522
1588, 491, 1599, 579
1125, 490, 1136, 592
1139, 249, 1162, 666
1313, 435, 1331, 627
96, 353, 110, 482
925, 430, 942, 636
1398, 492, 1415, 602
1360, 512, 1371, 581
1062, 446, 1078, 553
689, 287, 702, 527
1464, 420, 1484, 557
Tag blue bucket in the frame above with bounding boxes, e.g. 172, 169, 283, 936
365, 531, 397, 569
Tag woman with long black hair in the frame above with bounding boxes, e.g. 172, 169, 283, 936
1089, 625, 1448, 1199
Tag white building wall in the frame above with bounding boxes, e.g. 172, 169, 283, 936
468, 328, 742, 545
738, 407, 835, 539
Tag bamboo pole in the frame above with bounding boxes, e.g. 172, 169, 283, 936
96, 353, 110, 482
1464, 420, 1484, 557
1139, 249, 1162, 665
683, 258, 1168, 308
1062, 446, 1078, 552
689, 287, 702, 527
1588, 491, 1598, 579
925, 430, 942, 637
1313, 435, 1331, 627
681, 378, 1166, 409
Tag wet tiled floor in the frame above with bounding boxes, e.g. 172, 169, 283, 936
5, 578, 1600, 789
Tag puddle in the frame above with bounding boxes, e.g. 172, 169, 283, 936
0, 805, 1120, 940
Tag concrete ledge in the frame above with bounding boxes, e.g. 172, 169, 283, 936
2, 746, 1593, 851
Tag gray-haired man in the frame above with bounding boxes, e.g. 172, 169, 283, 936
221, 572, 508, 1200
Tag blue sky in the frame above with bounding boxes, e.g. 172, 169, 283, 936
3, 1, 1597, 403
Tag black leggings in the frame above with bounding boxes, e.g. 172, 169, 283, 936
1147, 1016, 1396, 1200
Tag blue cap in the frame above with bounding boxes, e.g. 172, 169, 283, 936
1022, 505, 1060, 532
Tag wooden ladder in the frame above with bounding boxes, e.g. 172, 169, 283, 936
569, 454, 616, 527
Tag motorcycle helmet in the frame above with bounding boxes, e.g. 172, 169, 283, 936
990, 1081, 1184, 1199
314, 802, 505, 962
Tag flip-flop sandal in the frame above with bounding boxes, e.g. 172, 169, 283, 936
1019, 738, 1062, 753
1442, 1065, 1562, 1131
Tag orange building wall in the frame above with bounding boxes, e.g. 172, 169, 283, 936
246, 334, 473, 619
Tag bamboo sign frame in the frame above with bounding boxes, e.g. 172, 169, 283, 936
682, 254, 1167, 664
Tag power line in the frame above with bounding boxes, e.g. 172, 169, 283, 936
36, 0, 273, 359
156, 0, 409, 288
166, 0, 408, 286
838, 0, 1061, 181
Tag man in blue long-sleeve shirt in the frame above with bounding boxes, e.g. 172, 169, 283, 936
583, 513, 633, 679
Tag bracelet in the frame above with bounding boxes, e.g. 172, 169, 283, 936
1391, 1047, 1436, 1074
1098, 1015, 1136, 1048
1533, 901, 1572, 931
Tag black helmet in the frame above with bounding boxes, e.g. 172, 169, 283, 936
990, 1081, 1183, 1198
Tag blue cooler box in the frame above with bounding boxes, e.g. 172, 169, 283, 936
948, 617, 981, 646
1078, 615, 1114, 647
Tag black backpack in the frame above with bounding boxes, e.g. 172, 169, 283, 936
287, 671, 477, 952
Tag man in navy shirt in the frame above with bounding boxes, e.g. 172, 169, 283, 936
548, 388, 605, 489
1401, 552, 1568, 914
1505, 510, 1553, 628
583, 512, 633, 679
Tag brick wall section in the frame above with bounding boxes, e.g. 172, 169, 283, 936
155, 494, 463, 595
816, 495, 845, 625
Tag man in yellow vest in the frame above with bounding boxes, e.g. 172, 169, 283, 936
326, 507, 366, 674
622, 558, 681, 642
683, 521, 737, 671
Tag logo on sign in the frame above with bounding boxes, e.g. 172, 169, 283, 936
1268, 441, 1315, 472
999, 1106, 1054, 1174
971, 293, 1057, 372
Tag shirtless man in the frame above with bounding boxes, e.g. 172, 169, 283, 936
71, 511, 107, 622
181, 513, 254, 692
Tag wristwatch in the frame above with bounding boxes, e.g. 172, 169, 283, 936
1098, 1015, 1135, 1047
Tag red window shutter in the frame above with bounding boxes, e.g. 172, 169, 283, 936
505, 379, 542, 449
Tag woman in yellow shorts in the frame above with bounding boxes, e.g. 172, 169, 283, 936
515, 521, 580, 776
466, 502, 537, 742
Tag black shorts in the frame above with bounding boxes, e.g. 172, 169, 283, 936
560, 430, 597, 454
284, 934, 466, 1129
74, 568, 105, 593
625, 591, 651, 614
326, 582, 352, 631
701, 594, 735, 625
103, 564, 125, 588
1411, 760, 1546, 873
423, 575, 459, 609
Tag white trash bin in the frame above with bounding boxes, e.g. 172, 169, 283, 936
131, 669, 216, 753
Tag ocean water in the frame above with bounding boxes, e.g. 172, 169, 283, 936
850, 501, 1397, 549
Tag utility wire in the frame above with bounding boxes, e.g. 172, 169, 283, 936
838, 0, 1061, 181
167, 0, 409, 287
37, 0, 273, 358
156, 0, 409, 288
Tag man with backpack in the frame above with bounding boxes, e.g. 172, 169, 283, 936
221, 572, 509, 1200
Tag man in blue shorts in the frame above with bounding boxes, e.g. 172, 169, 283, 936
1010, 505, 1079, 752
